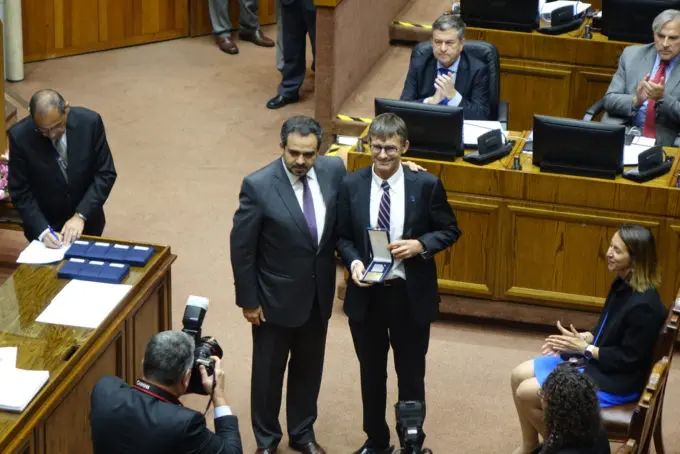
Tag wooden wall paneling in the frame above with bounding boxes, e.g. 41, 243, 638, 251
42, 331, 125, 454
500, 62, 572, 130
61, 0, 101, 50
501, 203, 662, 310
436, 198, 499, 298
571, 69, 616, 120
660, 222, 680, 305
22, 0, 56, 61
128, 285, 163, 381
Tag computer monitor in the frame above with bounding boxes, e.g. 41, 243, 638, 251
602, 0, 680, 43
532, 115, 626, 179
460, 0, 538, 32
374, 98, 464, 160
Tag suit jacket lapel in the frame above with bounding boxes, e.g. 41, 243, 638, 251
64, 112, 79, 185
274, 162, 315, 246
455, 52, 470, 96
424, 57, 438, 98
403, 168, 417, 238
358, 169, 373, 259
638, 45, 657, 87
35, 136, 68, 188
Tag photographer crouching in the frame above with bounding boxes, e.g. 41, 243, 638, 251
89, 330, 242, 453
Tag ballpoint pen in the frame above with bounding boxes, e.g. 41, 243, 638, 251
48, 226, 61, 244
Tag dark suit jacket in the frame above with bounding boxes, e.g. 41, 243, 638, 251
230, 156, 346, 328
280, 0, 314, 9
8, 106, 117, 240
400, 49, 491, 120
585, 277, 667, 395
336, 165, 461, 327
90, 376, 243, 454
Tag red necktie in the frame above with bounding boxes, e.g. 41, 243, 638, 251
642, 60, 669, 138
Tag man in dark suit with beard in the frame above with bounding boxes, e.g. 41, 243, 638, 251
8, 89, 116, 246
400, 14, 491, 120
337, 113, 461, 454
230, 116, 345, 454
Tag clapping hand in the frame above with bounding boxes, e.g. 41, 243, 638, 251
544, 321, 588, 354
434, 74, 456, 100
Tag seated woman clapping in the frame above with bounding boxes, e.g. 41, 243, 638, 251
510, 224, 667, 454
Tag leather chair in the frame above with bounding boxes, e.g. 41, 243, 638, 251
601, 298, 680, 453
410, 40, 509, 128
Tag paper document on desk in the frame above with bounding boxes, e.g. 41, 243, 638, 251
0, 347, 17, 370
463, 120, 506, 146
538, 0, 590, 15
16, 240, 69, 265
0, 346, 49, 412
36, 279, 132, 329
623, 136, 656, 166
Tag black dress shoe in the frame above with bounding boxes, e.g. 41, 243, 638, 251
255, 448, 277, 454
289, 441, 326, 454
266, 94, 299, 109
352, 441, 394, 454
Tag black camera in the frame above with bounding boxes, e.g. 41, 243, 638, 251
181, 296, 224, 395
395, 401, 431, 454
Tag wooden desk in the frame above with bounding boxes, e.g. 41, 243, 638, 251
389, 23, 629, 131
348, 139, 680, 314
0, 238, 176, 454
0, 201, 22, 231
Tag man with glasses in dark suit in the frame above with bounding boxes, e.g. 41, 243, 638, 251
8, 89, 117, 247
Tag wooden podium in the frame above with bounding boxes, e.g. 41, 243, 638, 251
0, 238, 176, 454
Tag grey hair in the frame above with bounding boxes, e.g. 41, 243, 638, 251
653, 9, 680, 34
432, 13, 465, 40
143, 331, 195, 386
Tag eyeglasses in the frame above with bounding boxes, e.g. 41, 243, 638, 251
35, 117, 66, 136
370, 144, 401, 155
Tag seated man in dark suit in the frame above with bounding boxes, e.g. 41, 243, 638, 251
603, 9, 680, 146
90, 331, 242, 454
400, 13, 491, 120
8, 89, 117, 247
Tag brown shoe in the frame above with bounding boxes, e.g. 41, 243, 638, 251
216, 35, 239, 54
239, 29, 275, 47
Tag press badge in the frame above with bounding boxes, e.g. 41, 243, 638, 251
360, 228, 393, 283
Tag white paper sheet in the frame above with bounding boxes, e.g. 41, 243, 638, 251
539, 0, 590, 16
0, 346, 17, 370
36, 280, 132, 329
463, 120, 506, 146
623, 136, 656, 166
0, 368, 49, 412
0, 346, 49, 412
16, 240, 69, 264
336, 135, 359, 146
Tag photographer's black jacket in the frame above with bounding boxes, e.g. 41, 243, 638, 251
90, 376, 242, 454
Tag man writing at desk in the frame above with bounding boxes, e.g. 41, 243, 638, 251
400, 13, 490, 120
604, 9, 680, 146
8, 89, 117, 247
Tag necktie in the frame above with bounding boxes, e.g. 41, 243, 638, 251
378, 181, 390, 231
642, 60, 669, 138
437, 67, 452, 77
53, 138, 68, 182
300, 175, 318, 245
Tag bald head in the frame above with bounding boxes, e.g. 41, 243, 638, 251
29, 89, 66, 119
29, 89, 70, 141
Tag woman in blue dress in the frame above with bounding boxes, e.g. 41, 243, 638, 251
510, 224, 667, 454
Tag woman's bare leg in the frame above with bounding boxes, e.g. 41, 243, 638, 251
511, 360, 541, 454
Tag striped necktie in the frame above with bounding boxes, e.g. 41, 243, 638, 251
378, 180, 390, 231
53, 138, 68, 182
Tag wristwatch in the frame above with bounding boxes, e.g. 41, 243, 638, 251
584, 344, 595, 360
76, 212, 87, 221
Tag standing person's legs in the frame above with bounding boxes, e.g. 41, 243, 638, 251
276, 0, 284, 72
286, 302, 329, 448
251, 322, 293, 449
387, 282, 430, 448
208, 0, 239, 54
238, 0, 275, 46
267, 0, 306, 107
301, 2, 316, 72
